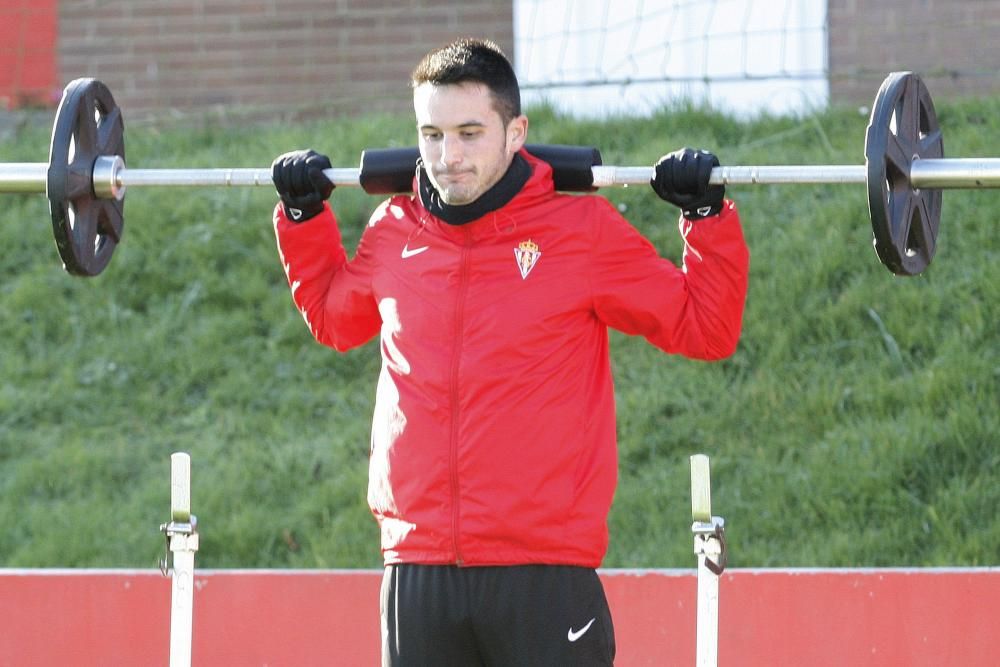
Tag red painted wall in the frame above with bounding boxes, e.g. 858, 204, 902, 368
1, 568, 997, 666
0, 0, 58, 109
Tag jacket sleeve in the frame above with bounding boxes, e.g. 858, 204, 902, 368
272, 201, 382, 352
590, 199, 749, 360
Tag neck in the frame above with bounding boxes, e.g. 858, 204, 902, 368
418, 153, 531, 225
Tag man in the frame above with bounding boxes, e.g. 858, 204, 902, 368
271, 38, 748, 666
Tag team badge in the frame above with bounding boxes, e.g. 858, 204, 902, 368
514, 239, 541, 279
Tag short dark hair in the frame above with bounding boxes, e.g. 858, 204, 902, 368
411, 38, 522, 126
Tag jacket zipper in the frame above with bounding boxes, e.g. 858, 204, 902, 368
449, 233, 472, 565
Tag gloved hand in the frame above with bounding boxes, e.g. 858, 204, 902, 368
271, 149, 335, 222
650, 148, 726, 220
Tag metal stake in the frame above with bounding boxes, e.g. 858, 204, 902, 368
691, 454, 727, 667
160, 452, 199, 667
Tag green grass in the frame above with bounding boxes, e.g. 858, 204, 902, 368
1, 96, 997, 569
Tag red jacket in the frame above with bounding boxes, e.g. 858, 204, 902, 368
273, 149, 749, 568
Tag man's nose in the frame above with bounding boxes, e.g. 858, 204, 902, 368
439, 135, 463, 167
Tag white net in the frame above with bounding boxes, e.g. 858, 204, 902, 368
514, 0, 828, 117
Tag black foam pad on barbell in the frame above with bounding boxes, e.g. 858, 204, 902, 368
358, 144, 603, 195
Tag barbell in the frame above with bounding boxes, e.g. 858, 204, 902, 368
1, 72, 998, 277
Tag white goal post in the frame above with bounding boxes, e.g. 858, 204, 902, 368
514, 0, 829, 117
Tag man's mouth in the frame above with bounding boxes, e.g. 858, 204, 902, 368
436, 169, 474, 181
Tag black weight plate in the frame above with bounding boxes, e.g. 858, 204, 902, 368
47, 78, 126, 277
864, 72, 944, 276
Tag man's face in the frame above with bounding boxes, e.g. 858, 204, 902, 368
414, 81, 527, 206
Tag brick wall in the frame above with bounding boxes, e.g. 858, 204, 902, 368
27, 1, 1000, 118
828, 0, 1000, 106
0, 0, 58, 109
57, 0, 514, 120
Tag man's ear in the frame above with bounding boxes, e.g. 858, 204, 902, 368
506, 115, 529, 154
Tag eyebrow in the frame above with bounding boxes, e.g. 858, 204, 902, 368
419, 121, 488, 131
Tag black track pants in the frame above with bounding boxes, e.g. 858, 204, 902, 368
380, 563, 616, 666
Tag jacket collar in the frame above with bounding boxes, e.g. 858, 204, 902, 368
413, 148, 555, 235
418, 153, 531, 226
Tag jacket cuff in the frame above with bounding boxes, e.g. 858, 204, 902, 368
683, 198, 733, 223
274, 201, 332, 228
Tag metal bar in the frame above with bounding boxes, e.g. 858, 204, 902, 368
910, 158, 1000, 189
691, 454, 721, 667
117, 167, 361, 189
113, 158, 1000, 189
598, 159, 1000, 187
712, 165, 867, 185
6, 156, 1000, 195
594, 164, 869, 187
171, 451, 191, 523
165, 452, 198, 667
169, 547, 196, 667
690, 454, 713, 523
695, 537, 722, 667
0, 163, 48, 193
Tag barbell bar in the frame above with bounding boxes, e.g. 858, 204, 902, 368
598, 161, 1000, 188
2, 72, 999, 278
6, 157, 1000, 193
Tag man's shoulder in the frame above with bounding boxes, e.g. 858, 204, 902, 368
368, 195, 421, 227
543, 191, 621, 218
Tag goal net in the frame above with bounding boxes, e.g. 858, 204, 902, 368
513, 0, 828, 117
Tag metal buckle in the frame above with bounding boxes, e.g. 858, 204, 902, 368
159, 516, 199, 576
693, 516, 727, 575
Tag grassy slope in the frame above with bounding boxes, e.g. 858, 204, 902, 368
0, 96, 997, 569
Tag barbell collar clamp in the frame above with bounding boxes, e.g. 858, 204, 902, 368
93, 155, 126, 200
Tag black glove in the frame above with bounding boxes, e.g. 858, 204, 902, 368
271, 149, 335, 222
650, 148, 725, 220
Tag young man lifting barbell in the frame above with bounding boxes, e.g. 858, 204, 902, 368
271, 38, 749, 666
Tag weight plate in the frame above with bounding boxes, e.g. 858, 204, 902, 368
47, 78, 125, 277
864, 72, 944, 276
